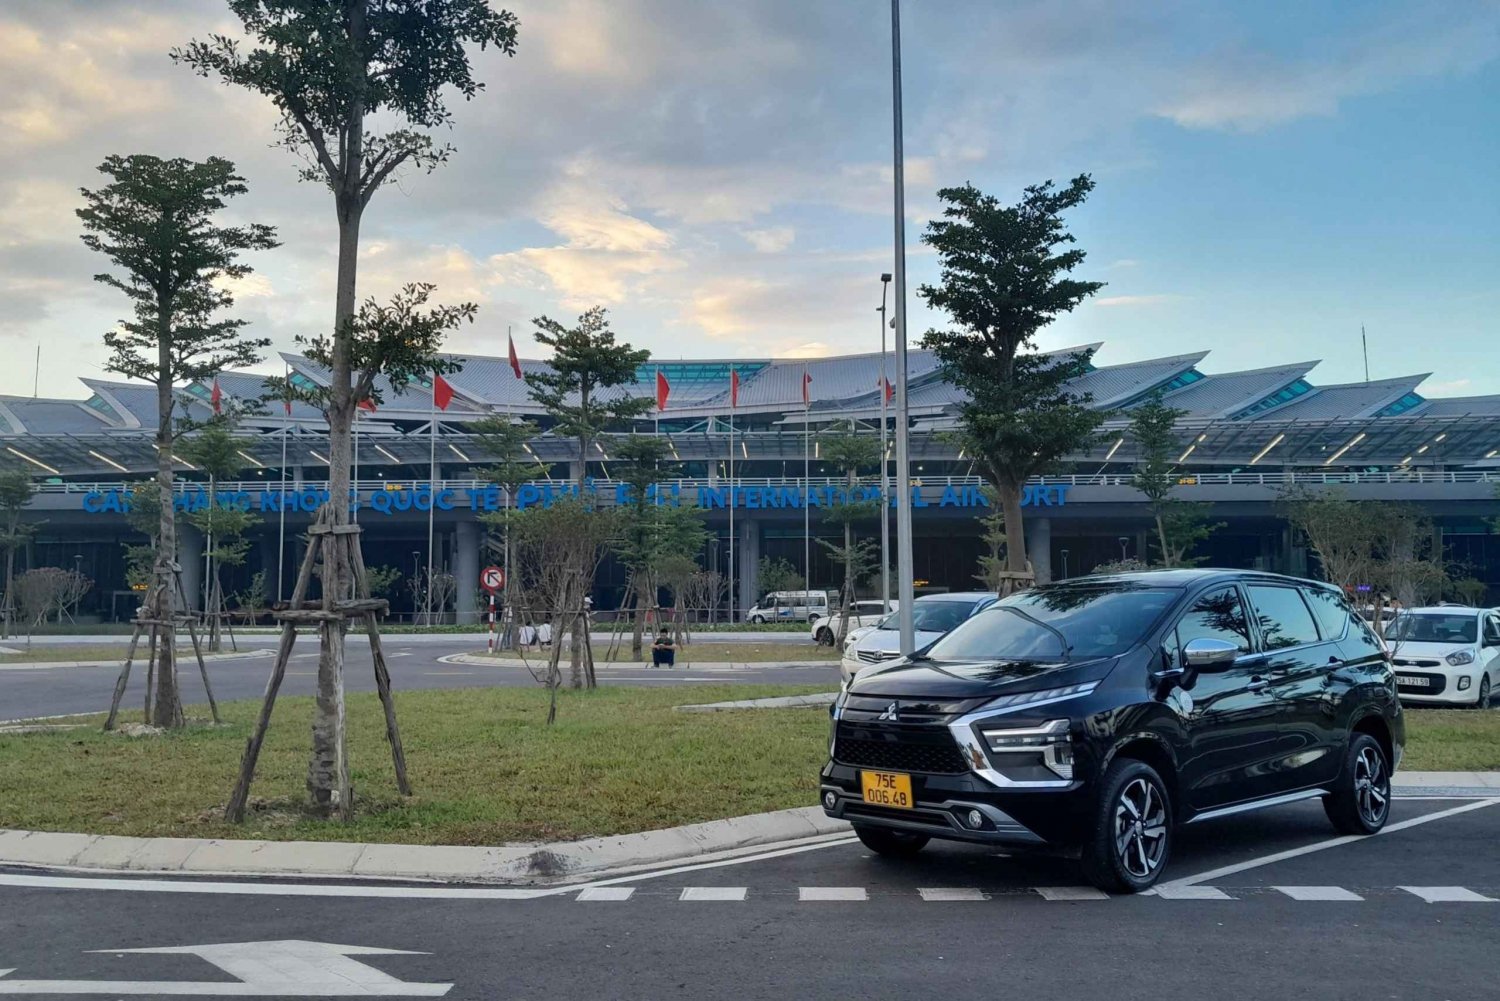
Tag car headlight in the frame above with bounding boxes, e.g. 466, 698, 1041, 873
976, 719, 1074, 780
1446, 649, 1476, 666
981, 681, 1099, 712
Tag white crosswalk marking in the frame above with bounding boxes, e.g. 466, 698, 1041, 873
1153, 884, 1233, 900
798, 887, 868, 901
1035, 886, 1109, 901
1400, 886, 1498, 903
680, 887, 747, 901
576, 887, 635, 901
1274, 886, 1363, 901
917, 887, 989, 901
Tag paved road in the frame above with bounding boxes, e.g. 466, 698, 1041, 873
2, 797, 1496, 998
0, 635, 839, 721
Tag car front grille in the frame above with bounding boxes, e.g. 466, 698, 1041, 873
833, 730, 970, 775
857, 649, 902, 665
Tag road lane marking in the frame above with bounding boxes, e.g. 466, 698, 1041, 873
1400, 886, 1497, 903
798, 886, 866, 901
423, 672, 474, 677
680, 887, 746, 901
1164, 797, 1500, 888
1154, 885, 1233, 900
576, 887, 635, 901
917, 888, 988, 901
1274, 885, 1364, 901
1035, 886, 1109, 901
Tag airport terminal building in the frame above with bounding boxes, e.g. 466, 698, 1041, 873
4, 343, 1499, 622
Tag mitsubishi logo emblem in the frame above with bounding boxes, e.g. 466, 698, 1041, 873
877, 702, 900, 722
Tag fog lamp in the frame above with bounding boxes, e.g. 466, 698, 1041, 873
966, 809, 985, 830
823, 791, 838, 810
1458, 676, 1472, 691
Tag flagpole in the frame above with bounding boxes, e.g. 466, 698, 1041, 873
879, 281, 891, 613
425, 376, 437, 626
727, 374, 735, 624
803, 367, 811, 597
277, 367, 289, 603
891, 0, 916, 654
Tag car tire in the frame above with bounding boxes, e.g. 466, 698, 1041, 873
1323, 733, 1391, 835
749, 614, 765, 624
853, 824, 929, 858
1475, 675, 1491, 710
816, 627, 834, 646
1079, 758, 1173, 894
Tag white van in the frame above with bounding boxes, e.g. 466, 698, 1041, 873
747, 590, 830, 624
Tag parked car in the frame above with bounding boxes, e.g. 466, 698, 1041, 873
821, 569, 1403, 892
746, 590, 829, 624
813, 599, 898, 646
840, 592, 999, 685
1385, 606, 1500, 708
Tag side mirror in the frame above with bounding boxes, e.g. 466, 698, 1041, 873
1182, 637, 1239, 672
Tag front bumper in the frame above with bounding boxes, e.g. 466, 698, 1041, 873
820, 759, 1090, 848
1394, 668, 1479, 704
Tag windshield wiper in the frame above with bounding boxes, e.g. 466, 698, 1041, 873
992, 606, 1073, 656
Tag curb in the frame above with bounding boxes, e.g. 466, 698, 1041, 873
439, 653, 834, 671
675, 693, 839, 712
0, 807, 853, 885
0, 650, 274, 672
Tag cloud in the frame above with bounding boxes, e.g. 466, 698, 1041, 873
1094, 294, 1180, 308
1423, 378, 1473, 396
743, 227, 796, 253
1156, 6, 1500, 131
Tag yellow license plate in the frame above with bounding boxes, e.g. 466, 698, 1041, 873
861, 770, 914, 809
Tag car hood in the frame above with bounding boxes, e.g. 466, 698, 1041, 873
852, 628, 944, 654
1390, 641, 1470, 661
847, 655, 1117, 698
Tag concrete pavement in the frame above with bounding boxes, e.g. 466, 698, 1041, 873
2, 797, 1497, 999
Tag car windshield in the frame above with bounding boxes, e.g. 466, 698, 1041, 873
876, 600, 975, 634
924, 583, 1178, 661
1385, 613, 1477, 645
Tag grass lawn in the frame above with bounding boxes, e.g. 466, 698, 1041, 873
486, 642, 836, 663
0, 645, 265, 664
0, 685, 832, 846
1401, 708, 1500, 771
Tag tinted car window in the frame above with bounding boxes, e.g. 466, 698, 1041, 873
1302, 587, 1354, 640
1485, 616, 1500, 646
1176, 587, 1251, 655
877, 600, 974, 633
1246, 585, 1320, 650
925, 584, 1176, 661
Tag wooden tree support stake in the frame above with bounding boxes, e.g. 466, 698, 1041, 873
104, 564, 220, 731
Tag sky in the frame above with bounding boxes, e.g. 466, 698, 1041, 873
1, 0, 1497, 401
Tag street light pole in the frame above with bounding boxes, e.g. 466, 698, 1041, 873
878, 275, 892, 614
890, 0, 916, 655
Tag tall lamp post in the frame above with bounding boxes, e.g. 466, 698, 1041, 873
878, 273, 892, 613
890, 0, 916, 654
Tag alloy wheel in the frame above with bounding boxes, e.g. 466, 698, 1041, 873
1113, 777, 1168, 879
1354, 745, 1389, 827
1478, 676, 1492, 710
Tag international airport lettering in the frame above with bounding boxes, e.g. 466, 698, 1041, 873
78, 481, 1068, 516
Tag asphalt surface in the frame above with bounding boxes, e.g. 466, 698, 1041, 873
2, 797, 1497, 999
0, 635, 838, 721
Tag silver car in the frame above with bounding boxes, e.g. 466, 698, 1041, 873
839, 591, 999, 684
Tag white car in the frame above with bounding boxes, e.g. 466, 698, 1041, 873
811, 599, 897, 646
839, 591, 999, 684
1386, 606, 1500, 708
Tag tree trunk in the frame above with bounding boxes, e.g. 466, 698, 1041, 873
151, 296, 183, 729
308, 130, 364, 811
630, 572, 650, 660
998, 483, 1029, 596
3, 541, 14, 640
1154, 510, 1170, 568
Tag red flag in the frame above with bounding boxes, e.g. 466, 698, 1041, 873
433, 373, 454, 411
284, 397, 292, 416
357, 398, 377, 413
508, 332, 522, 379
802, 369, 812, 406
882, 376, 894, 404
656, 370, 670, 411
210, 378, 222, 415
730, 368, 740, 409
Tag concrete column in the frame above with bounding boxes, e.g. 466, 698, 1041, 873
178, 524, 203, 612
455, 518, 480, 624
292, 465, 304, 488
1024, 516, 1052, 585
738, 517, 761, 618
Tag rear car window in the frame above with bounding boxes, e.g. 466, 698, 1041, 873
1245, 585, 1320, 649
1301, 587, 1354, 641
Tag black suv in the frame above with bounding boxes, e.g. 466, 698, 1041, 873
821, 569, 1403, 892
